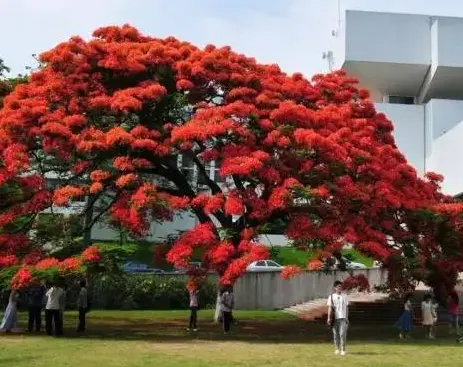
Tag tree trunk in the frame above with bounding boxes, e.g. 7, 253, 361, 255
214, 290, 221, 323
83, 195, 94, 247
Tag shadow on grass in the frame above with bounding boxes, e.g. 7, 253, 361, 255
0, 357, 37, 363
3, 314, 461, 347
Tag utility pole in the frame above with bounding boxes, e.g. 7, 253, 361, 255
322, 0, 342, 72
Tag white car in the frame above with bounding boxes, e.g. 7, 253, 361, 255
247, 260, 285, 272
326, 257, 368, 270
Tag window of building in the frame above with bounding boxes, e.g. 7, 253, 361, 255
178, 155, 226, 188
385, 95, 415, 105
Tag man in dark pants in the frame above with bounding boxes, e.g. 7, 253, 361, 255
220, 286, 235, 334
45, 278, 65, 336
187, 289, 199, 331
77, 279, 88, 332
27, 279, 45, 332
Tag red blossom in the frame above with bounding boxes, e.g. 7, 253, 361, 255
82, 246, 101, 263
342, 274, 370, 292
0, 255, 17, 268
59, 257, 82, 272
115, 173, 138, 188
53, 186, 85, 206
224, 193, 245, 216
35, 258, 60, 270
11, 267, 33, 289
307, 259, 323, 271
280, 265, 302, 279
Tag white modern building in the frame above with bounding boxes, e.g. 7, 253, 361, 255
341, 10, 463, 196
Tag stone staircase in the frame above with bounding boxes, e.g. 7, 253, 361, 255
285, 292, 390, 322
284, 284, 459, 325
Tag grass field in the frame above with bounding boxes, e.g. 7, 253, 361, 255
1, 310, 463, 367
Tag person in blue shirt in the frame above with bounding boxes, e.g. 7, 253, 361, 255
27, 279, 46, 332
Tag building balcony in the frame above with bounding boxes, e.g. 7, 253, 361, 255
342, 10, 463, 103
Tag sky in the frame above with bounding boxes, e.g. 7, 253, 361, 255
2, 0, 463, 77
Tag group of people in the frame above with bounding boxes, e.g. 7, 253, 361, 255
326, 280, 462, 357
0, 277, 89, 335
396, 290, 460, 340
186, 285, 235, 334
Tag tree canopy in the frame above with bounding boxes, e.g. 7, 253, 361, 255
1, 25, 463, 293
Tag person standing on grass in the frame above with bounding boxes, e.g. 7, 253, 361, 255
220, 286, 235, 334
327, 280, 349, 356
45, 278, 65, 336
187, 288, 199, 332
27, 279, 46, 332
421, 294, 434, 339
395, 293, 414, 339
77, 279, 88, 332
448, 290, 460, 336
60, 280, 67, 332
0, 289, 19, 333
430, 295, 439, 339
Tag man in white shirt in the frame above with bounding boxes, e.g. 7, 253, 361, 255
327, 280, 349, 356
45, 278, 65, 336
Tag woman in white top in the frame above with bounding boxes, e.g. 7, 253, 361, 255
0, 290, 19, 333
421, 294, 434, 339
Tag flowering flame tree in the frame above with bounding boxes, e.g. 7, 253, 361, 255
1, 26, 463, 293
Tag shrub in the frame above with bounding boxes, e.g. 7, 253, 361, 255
73, 274, 217, 310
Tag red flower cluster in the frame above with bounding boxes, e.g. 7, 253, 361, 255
281, 265, 303, 279
82, 246, 101, 263
342, 274, 370, 292
35, 258, 60, 270
307, 260, 323, 271
11, 267, 33, 289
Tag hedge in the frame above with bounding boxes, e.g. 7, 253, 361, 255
1, 274, 217, 311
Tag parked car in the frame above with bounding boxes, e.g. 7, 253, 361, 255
122, 261, 165, 274
173, 262, 202, 274
247, 260, 285, 272
325, 256, 367, 270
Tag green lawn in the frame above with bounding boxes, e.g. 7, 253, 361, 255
1, 310, 463, 367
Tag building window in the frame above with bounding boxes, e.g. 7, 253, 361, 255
385, 95, 415, 105
178, 155, 226, 188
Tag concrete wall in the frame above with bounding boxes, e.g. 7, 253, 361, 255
434, 17, 463, 68
375, 103, 425, 174
426, 120, 463, 195
233, 268, 387, 310
424, 99, 463, 167
344, 11, 430, 65
426, 99, 463, 140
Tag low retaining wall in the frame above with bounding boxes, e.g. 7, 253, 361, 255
233, 268, 387, 310
80, 268, 387, 311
